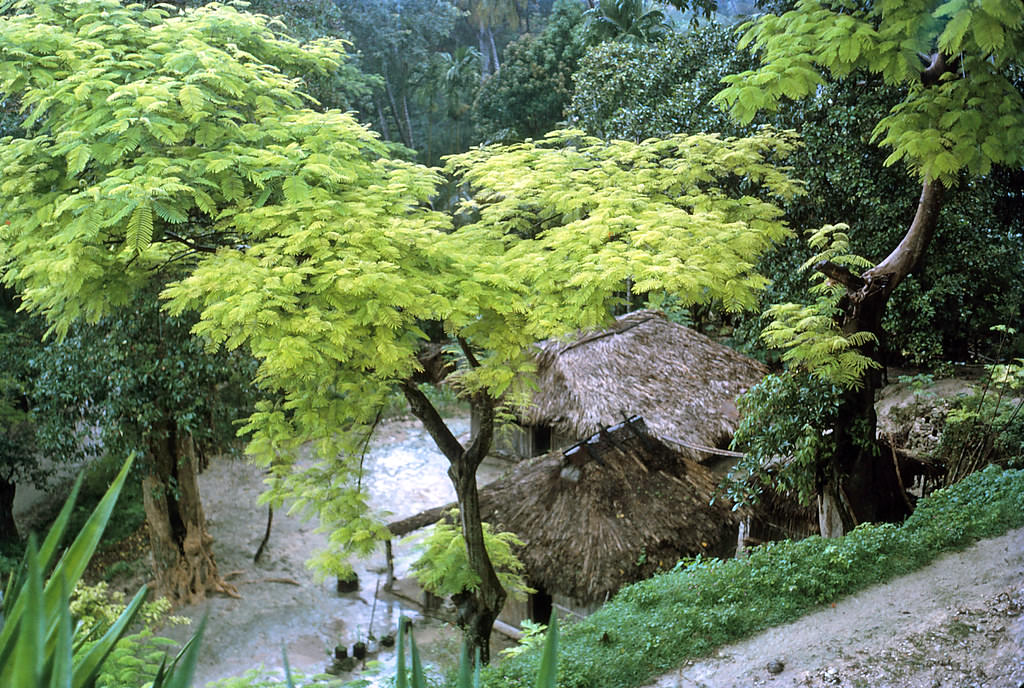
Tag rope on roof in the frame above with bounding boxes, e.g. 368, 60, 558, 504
661, 435, 747, 459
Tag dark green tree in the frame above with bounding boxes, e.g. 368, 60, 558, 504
30, 296, 257, 603
0, 291, 46, 541
716, 0, 1024, 535
335, 0, 462, 153
582, 0, 671, 46
473, 0, 585, 142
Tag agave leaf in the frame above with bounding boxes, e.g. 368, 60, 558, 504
282, 644, 296, 688
409, 622, 426, 688
71, 585, 148, 688
4, 538, 45, 688
456, 641, 473, 688
152, 615, 207, 688
1, 476, 81, 621
52, 577, 74, 688
395, 617, 408, 688
47, 455, 135, 609
533, 611, 559, 688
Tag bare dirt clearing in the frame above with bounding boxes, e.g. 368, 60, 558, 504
157, 416, 514, 687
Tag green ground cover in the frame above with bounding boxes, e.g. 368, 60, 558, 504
481, 466, 1024, 688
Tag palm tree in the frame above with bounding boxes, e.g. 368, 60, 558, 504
583, 0, 671, 46
440, 46, 483, 152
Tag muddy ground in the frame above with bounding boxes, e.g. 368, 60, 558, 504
155, 416, 515, 687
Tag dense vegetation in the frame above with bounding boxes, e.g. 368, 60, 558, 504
0, 0, 1021, 685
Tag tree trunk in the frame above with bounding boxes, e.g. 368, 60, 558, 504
478, 22, 492, 77
402, 379, 506, 664
0, 475, 18, 541
816, 180, 945, 536
401, 93, 416, 152
384, 75, 413, 150
142, 422, 236, 605
374, 95, 391, 140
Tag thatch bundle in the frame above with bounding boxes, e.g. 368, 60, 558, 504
519, 310, 767, 461
473, 417, 739, 603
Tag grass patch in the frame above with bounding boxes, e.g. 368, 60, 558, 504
480, 466, 1024, 688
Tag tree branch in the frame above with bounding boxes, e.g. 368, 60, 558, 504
401, 380, 464, 463
865, 180, 945, 295
163, 230, 219, 254
920, 51, 959, 87
814, 260, 865, 290
457, 336, 480, 368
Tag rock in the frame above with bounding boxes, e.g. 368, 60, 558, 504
336, 574, 360, 594
766, 659, 784, 674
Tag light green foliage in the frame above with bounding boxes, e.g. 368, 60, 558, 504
186, 127, 800, 578
410, 511, 533, 600
209, 667, 350, 687
445, 128, 801, 329
0, 0, 802, 583
70, 583, 190, 688
761, 224, 880, 388
498, 620, 547, 660
0, 0, 368, 333
482, 466, 1024, 688
716, 0, 1024, 183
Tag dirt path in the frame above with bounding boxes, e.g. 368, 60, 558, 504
643, 527, 1024, 688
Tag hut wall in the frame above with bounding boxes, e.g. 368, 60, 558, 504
498, 596, 531, 629
498, 590, 601, 629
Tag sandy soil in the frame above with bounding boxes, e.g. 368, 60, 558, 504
642, 527, 1024, 688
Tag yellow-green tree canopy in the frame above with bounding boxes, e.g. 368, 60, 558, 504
0, 0, 804, 577
715, 0, 1024, 183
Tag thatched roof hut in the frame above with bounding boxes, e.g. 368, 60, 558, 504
515, 310, 768, 462
390, 417, 740, 604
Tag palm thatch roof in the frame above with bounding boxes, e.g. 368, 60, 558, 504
518, 310, 768, 462
478, 417, 739, 602
390, 417, 740, 603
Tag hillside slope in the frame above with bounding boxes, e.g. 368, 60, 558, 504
643, 527, 1024, 688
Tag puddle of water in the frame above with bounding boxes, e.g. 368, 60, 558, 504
167, 416, 516, 687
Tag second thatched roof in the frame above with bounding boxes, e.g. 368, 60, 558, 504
519, 310, 768, 461
476, 416, 740, 602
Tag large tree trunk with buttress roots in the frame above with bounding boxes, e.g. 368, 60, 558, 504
402, 377, 506, 664
816, 180, 945, 537
142, 422, 237, 604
